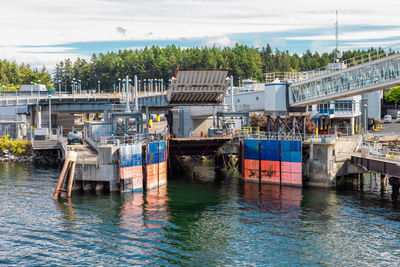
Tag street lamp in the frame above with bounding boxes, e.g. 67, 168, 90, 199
122, 79, 126, 100
118, 78, 121, 95
48, 94, 52, 137
98, 80, 101, 94
58, 80, 61, 95
37, 80, 41, 98
78, 80, 81, 94
364, 104, 367, 135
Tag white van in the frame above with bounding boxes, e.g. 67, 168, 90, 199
384, 115, 392, 123
397, 111, 400, 123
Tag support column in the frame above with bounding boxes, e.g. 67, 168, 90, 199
351, 117, 355, 135
35, 105, 42, 128
390, 177, 399, 200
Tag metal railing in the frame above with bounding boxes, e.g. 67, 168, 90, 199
97, 132, 168, 146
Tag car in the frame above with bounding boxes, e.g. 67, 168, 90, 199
397, 111, 400, 123
383, 115, 392, 123
67, 129, 83, 145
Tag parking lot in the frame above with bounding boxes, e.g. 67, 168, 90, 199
372, 119, 400, 137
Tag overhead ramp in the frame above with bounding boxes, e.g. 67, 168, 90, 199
289, 51, 400, 107
167, 69, 230, 104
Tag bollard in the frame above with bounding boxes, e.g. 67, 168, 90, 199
148, 119, 152, 128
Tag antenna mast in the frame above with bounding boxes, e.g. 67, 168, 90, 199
334, 10, 339, 62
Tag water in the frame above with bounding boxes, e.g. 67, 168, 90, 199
1, 163, 400, 266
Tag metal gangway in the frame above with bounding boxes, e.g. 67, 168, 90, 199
288, 44, 400, 107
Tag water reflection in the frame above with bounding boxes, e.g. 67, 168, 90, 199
54, 198, 77, 228
243, 182, 302, 216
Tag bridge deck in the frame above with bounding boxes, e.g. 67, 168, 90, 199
351, 155, 400, 178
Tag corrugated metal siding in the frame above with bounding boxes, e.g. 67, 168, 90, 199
89, 123, 112, 141
168, 70, 229, 104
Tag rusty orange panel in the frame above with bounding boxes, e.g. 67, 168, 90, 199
146, 163, 159, 190
158, 162, 167, 187
244, 159, 259, 182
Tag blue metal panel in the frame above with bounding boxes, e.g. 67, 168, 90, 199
290, 152, 302, 163
291, 140, 302, 152
147, 142, 159, 164
281, 150, 290, 162
158, 141, 167, 163
244, 139, 259, 160
280, 140, 291, 152
260, 140, 279, 161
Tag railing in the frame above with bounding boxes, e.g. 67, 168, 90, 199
98, 132, 168, 146
295, 43, 400, 82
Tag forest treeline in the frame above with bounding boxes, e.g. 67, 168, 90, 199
0, 44, 384, 91
0, 60, 52, 91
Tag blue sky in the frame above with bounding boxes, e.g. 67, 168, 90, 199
1, 0, 400, 71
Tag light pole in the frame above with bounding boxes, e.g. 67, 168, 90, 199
30, 81, 33, 98
122, 79, 126, 100
37, 80, 41, 98
58, 80, 61, 95
230, 75, 235, 112
78, 80, 81, 94
134, 75, 138, 111
118, 78, 121, 96
129, 78, 132, 102
98, 81, 100, 94
125, 75, 130, 113
48, 94, 52, 138
364, 104, 367, 135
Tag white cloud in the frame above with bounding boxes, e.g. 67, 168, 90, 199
271, 38, 286, 47
203, 36, 236, 47
1, 0, 400, 68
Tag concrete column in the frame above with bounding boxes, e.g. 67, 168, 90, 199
109, 181, 119, 192
351, 117, 355, 135
35, 105, 42, 128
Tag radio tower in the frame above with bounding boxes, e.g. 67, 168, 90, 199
334, 10, 339, 63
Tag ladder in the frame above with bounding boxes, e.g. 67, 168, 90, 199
53, 151, 77, 199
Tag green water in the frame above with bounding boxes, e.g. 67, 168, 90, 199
0, 163, 400, 266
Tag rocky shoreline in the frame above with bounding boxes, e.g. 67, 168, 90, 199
0, 149, 63, 165
0, 149, 34, 163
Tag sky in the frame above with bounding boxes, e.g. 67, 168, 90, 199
1, 0, 400, 72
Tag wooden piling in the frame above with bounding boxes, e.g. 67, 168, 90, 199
53, 151, 77, 199
67, 161, 77, 198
